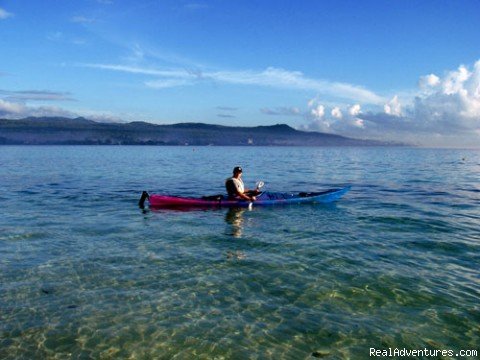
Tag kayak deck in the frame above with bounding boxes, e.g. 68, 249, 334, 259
145, 186, 350, 208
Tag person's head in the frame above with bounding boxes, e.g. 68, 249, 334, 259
233, 166, 243, 177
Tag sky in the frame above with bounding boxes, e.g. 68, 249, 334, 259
1, 0, 480, 147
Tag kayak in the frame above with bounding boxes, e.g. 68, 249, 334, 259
141, 186, 350, 208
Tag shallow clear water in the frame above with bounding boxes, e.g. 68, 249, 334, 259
0, 146, 479, 359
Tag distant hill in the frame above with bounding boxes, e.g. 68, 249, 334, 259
0, 117, 399, 146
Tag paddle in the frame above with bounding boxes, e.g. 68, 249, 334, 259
255, 181, 265, 191
138, 191, 149, 208
248, 181, 265, 202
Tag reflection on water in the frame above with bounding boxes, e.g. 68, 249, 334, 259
225, 207, 247, 237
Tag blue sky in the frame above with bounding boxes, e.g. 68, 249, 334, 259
1, 0, 480, 147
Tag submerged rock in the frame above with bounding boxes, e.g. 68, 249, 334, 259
311, 350, 330, 358
226, 250, 246, 260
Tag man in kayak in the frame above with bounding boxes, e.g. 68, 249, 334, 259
225, 166, 259, 201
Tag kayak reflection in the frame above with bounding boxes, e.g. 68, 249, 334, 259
225, 207, 247, 238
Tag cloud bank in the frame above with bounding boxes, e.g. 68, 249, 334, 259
0, 92, 121, 123
0, 90, 77, 118
0, 99, 75, 118
301, 60, 480, 147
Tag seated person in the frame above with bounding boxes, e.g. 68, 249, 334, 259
225, 166, 260, 201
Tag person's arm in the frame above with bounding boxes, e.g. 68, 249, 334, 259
245, 189, 260, 196
237, 190, 255, 201
235, 186, 255, 201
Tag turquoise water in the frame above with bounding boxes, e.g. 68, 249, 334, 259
0, 146, 479, 359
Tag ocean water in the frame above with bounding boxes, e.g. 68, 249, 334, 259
0, 146, 479, 359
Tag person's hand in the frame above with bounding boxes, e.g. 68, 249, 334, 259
251, 196, 256, 201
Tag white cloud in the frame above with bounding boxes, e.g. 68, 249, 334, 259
144, 79, 191, 89
384, 95, 402, 116
0, 88, 121, 121
0, 99, 24, 115
298, 60, 480, 146
301, 101, 378, 136
353, 118, 365, 128
0, 97, 128, 123
209, 67, 385, 104
123, 44, 145, 63
349, 104, 361, 116
0, 7, 13, 19
83, 63, 385, 104
0, 98, 75, 118
416, 61, 480, 121
343, 60, 480, 146
300, 119, 331, 133
84, 64, 189, 79
331, 107, 342, 119
419, 74, 440, 89
311, 104, 325, 119
443, 65, 470, 95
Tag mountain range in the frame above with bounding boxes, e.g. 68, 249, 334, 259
0, 117, 399, 146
